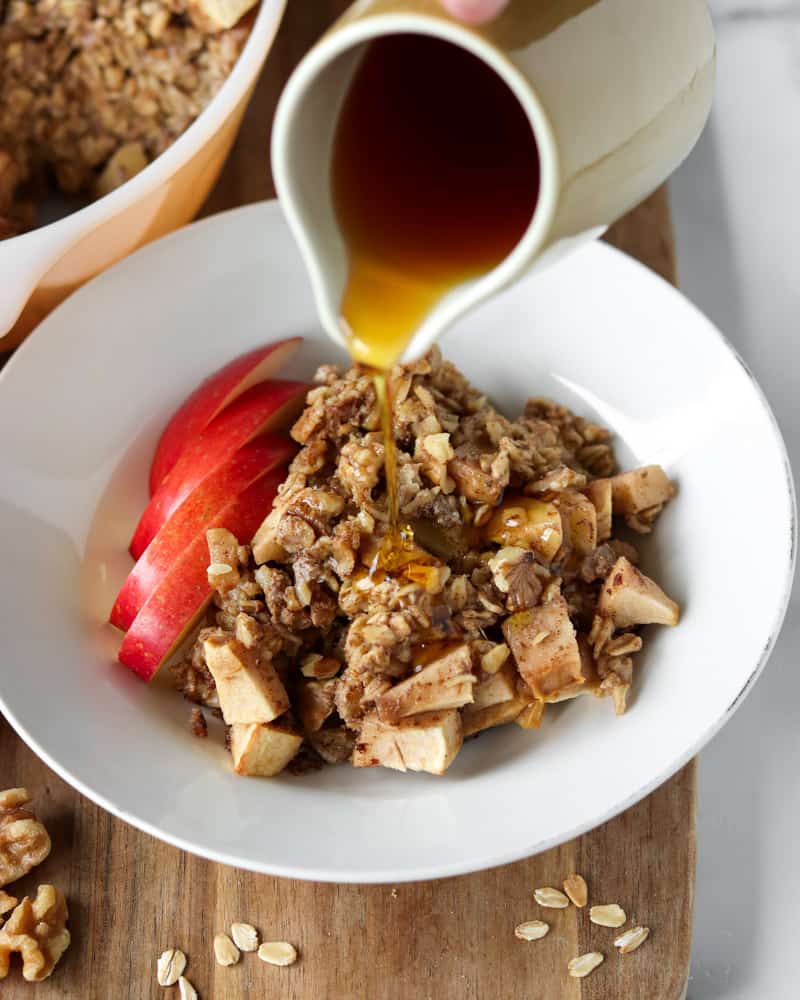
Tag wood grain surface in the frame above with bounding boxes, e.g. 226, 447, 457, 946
0, 3, 695, 998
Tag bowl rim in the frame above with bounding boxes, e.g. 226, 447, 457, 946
5, 0, 288, 254
0, 200, 795, 883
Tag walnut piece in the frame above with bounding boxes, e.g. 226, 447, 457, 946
488, 547, 543, 611
0, 885, 70, 982
0, 789, 51, 889
0, 890, 17, 928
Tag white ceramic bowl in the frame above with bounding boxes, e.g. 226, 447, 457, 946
0, 0, 286, 349
0, 202, 794, 882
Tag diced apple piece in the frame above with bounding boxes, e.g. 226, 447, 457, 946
130, 379, 306, 559
203, 634, 289, 725
472, 661, 518, 711
485, 496, 562, 561
515, 700, 545, 729
545, 635, 600, 703
230, 722, 302, 777
396, 711, 463, 774
251, 504, 287, 564
556, 491, 597, 555
149, 338, 301, 495
597, 556, 680, 628
296, 679, 337, 734
352, 714, 405, 771
376, 644, 475, 724
462, 695, 528, 737
609, 465, 676, 515
480, 642, 510, 675
117, 471, 285, 681
584, 479, 612, 541
353, 710, 463, 775
503, 597, 587, 702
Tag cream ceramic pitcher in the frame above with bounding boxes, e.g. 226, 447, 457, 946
272, 0, 715, 362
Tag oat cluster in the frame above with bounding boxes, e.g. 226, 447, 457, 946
0, 0, 250, 237
175, 348, 679, 777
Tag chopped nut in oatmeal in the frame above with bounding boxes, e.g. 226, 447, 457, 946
0, 789, 51, 889
0, 885, 70, 982
167, 348, 678, 777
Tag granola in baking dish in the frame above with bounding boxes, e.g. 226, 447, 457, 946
174, 348, 680, 777
0, 0, 255, 238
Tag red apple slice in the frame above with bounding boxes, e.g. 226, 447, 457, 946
118, 468, 286, 681
129, 379, 306, 559
110, 434, 295, 631
148, 337, 302, 495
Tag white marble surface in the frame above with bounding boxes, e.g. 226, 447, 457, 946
670, 2, 799, 997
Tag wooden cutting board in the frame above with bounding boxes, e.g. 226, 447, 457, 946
0, 4, 695, 997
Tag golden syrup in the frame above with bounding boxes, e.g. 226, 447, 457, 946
412, 640, 464, 671
331, 34, 540, 566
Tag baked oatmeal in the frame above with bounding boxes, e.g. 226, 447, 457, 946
173, 348, 679, 776
0, 0, 255, 238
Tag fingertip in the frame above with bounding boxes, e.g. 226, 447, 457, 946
441, 0, 510, 25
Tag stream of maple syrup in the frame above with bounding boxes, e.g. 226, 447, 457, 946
331, 34, 540, 568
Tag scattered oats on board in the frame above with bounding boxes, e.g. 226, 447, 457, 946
514, 920, 549, 941
614, 926, 650, 954
568, 952, 605, 978
589, 903, 627, 928
258, 941, 298, 966
562, 873, 588, 908
178, 977, 198, 1000
533, 887, 569, 909
213, 932, 240, 966
157, 948, 187, 987
231, 922, 260, 952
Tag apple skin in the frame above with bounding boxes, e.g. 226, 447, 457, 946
148, 337, 301, 495
129, 379, 306, 559
110, 434, 295, 631
117, 468, 286, 681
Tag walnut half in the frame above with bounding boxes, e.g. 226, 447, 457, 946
0, 885, 70, 982
488, 547, 543, 612
0, 789, 51, 889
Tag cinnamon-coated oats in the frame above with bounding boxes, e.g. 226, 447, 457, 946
171, 349, 678, 777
